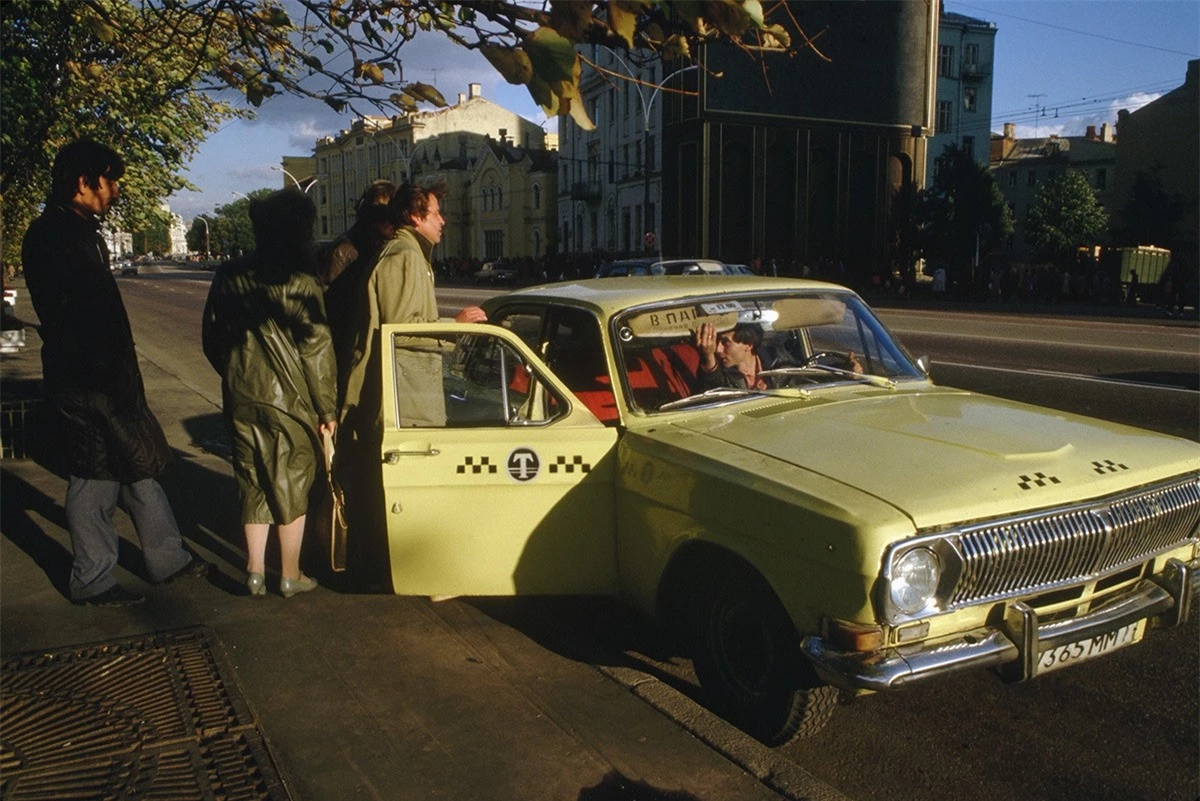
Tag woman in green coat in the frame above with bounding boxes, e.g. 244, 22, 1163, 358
202, 190, 337, 598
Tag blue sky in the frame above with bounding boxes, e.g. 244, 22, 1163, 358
170, 1, 1199, 220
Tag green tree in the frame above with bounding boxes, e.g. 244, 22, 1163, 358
914, 145, 1012, 287
138, 208, 173, 257
186, 217, 213, 258
1, 0, 244, 267
1027, 169, 1108, 264
3, 0, 801, 269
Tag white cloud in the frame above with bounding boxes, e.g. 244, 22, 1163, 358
1008, 91, 1163, 139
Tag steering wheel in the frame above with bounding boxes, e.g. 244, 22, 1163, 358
802, 351, 839, 367
803, 351, 859, 371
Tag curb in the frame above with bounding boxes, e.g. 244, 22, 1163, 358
597, 665, 854, 801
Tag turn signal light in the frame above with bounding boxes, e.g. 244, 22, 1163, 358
826, 619, 884, 652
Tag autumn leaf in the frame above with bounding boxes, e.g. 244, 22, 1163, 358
548, 0, 593, 41
480, 44, 534, 85
524, 26, 578, 84
403, 82, 447, 107
608, 1, 643, 49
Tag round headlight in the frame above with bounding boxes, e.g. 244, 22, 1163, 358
890, 547, 941, 615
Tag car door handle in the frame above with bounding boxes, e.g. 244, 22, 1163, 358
383, 447, 440, 464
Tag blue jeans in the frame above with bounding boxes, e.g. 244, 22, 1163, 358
65, 476, 191, 600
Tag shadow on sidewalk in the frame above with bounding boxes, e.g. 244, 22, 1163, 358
465, 595, 707, 708
0, 468, 74, 598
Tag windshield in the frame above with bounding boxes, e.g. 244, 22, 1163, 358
611, 290, 924, 413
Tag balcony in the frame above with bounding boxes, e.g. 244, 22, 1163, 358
961, 62, 988, 81
571, 181, 602, 202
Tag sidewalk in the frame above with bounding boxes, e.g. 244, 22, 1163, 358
0, 275, 846, 801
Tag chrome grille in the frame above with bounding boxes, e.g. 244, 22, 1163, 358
948, 476, 1200, 608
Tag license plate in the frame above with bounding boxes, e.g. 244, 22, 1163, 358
1036, 619, 1147, 675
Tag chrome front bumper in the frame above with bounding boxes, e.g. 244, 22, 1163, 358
801, 557, 1198, 692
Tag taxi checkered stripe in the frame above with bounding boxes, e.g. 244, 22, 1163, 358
1017, 472, 1061, 490
549, 455, 591, 474
1092, 459, 1129, 474
457, 456, 498, 474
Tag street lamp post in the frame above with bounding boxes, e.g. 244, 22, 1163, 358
272, 165, 314, 193
196, 216, 209, 260
600, 49, 698, 255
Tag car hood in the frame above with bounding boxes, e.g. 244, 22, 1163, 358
669, 387, 1200, 529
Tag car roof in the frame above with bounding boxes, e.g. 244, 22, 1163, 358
485, 276, 849, 317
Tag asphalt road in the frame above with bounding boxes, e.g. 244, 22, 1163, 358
118, 267, 1199, 801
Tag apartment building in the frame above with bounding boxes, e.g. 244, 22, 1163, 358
307, 84, 551, 262
929, 10, 997, 184
990, 122, 1118, 259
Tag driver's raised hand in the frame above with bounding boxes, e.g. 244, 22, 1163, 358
692, 322, 718, 372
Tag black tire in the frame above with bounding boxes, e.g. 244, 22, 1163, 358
692, 567, 838, 745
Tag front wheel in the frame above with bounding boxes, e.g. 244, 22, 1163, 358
692, 569, 837, 745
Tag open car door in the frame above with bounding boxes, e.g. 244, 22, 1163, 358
379, 322, 620, 597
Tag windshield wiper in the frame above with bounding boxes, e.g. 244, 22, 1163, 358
760, 364, 898, 389
657, 385, 808, 411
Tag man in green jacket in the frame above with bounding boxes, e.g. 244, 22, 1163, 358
338, 180, 484, 588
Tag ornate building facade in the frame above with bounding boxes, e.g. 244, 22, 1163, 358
306, 84, 554, 263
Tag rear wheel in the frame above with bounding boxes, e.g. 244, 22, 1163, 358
692, 567, 837, 745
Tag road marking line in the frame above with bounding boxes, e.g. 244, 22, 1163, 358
892, 329, 1192, 357
934, 361, 1198, 394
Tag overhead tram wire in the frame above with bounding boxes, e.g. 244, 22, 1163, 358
992, 79, 1181, 128
952, 2, 1199, 58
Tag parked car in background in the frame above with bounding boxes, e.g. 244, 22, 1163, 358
111, 260, 137, 276
723, 263, 755, 276
595, 258, 727, 278
362, 276, 1200, 746
473, 260, 518, 286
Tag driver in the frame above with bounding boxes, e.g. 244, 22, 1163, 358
692, 322, 862, 391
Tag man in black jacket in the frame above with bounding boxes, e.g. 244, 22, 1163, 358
22, 139, 207, 606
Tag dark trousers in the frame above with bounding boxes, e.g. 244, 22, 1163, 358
65, 476, 190, 600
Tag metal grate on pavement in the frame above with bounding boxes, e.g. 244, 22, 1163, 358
0, 625, 291, 800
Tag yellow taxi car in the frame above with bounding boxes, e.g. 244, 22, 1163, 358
374, 276, 1200, 745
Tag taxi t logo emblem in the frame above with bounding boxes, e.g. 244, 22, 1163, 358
507, 448, 540, 482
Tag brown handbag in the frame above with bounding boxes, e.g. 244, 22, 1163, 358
322, 429, 349, 572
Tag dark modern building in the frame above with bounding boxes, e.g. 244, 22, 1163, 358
661, 1, 937, 282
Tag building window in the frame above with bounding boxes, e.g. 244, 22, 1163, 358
623, 144, 630, 178
964, 43, 979, 73
634, 142, 642, 176
1096, 168, 1107, 189
936, 101, 952, 134
484, 230, 504, 259
533, 184, 541, 210
321, 216, 328, 236
497, 188, 503, 209
608, 150, 615, 182
963, 87, 977, 112
1008, 171, 1017, 187
938, 45, 953, 77
621, 208, 630, 252
962, 136, 974, 160
1027, 171, 1036, 187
